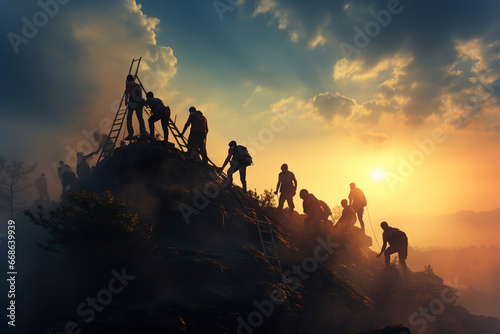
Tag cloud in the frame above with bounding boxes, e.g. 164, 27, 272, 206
251, 0, 500, 129
0, 0, 177, 160
244, 85, 263, 107
309, 92, 356, 121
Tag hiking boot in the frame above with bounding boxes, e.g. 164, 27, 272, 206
124, 134, 135, 140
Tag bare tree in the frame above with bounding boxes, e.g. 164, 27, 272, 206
0, 156, 37, 219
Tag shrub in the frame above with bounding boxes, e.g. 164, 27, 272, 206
24, 191, 152, 253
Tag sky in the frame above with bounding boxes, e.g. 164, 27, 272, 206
1, 0, 499, 228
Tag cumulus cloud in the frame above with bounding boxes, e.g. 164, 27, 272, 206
0, 0, 177, 159
252, 0, 500, 129
309, 92, 356, 121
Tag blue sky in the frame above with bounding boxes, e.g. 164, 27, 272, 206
1, 0, 499, 218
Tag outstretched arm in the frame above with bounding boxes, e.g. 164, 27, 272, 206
181, 115, 192, 136
377, 237, 388, 257
220, 151, 233, 171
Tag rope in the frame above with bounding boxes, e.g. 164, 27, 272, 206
366, 206, 380, 249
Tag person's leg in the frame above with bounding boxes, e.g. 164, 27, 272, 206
277, 193, 285, 210
239, 166, 247, 191
227, 163, 237, 184
148, 114, 157, 136
187, 133, 195, 156
160, 114, 169, 141
400, 256, 408, 281
135, 105, 147, 134
399, 242, 409, 280
126, 106, 134, 137
200, 135, 208, 162
357, 210, 365, 232
384, 246, 397, 268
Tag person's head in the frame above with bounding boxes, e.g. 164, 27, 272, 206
341, 199, 348, 207
299, 189, 308, 199
41, 173, 46, 177
146, 92, 154, 98
350, 182, 356, 189
228, 140, 236, 148
93, 130, 101, 141
59, 160, 64, 166
380, 221, 389, 230
77, 152, 84, 157
189, 106, 196, 113
281, 163, 288, 172
126, 74, 134, 82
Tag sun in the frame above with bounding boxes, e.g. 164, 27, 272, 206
371, 168, 386, 181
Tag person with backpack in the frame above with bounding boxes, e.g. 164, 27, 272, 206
274, 163, 297, 214
124, 74, 147, 140
348, 182, 367, 232
377, 221, 409, 280
145, 92, 170, 141
299, 189, 323, 237
181, 106, 208, 162
319, 200, 332, 224
219, 140, 252, 192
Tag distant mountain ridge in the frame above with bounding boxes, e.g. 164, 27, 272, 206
385, 207, 500, 248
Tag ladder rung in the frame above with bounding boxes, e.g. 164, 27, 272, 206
265, 256, 279, 260
262, 241, 276, 245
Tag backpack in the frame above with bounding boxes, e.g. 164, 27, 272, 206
235, 145, 253, 167
318, 200, 332, 216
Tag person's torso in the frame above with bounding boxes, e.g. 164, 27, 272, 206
349, 188, 365, 207
189, 112, 206, 132
147, 97, 165, 113
385, 227, 406, 244
280, 171, 295, 191
304, 194, 322, 214
126, 82, 142, 101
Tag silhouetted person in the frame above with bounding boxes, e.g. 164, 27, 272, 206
334, 199, 356, 232
35, 173, 50, 202
348, 182, 367, 232
77, 152, 97, 187
300, 189, 323, 237
124, 74, 147, 140
57, 161, 77, 197
274, 163, 297, 213
181, 107, 208, 162
145, 92, 170, 141
377, 221, 409, 280
220, 140, 247, 191
318, 200, 332, 222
